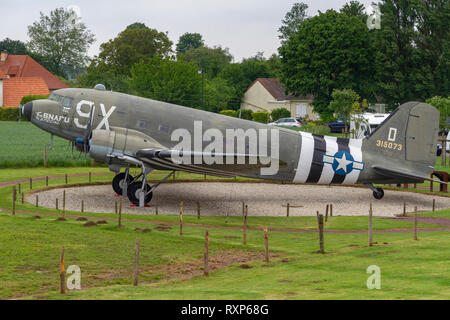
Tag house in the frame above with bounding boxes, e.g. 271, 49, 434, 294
241, 78, 319, 121
0, 50, 69, 107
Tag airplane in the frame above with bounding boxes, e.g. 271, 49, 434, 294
21, 84, 443, 207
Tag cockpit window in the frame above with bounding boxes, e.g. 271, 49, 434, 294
62, 97, 74, 108
49, 93, 73, 108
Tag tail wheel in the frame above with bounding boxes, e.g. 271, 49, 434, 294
112, 173, 133, 195
373, 188, 384, 200
127, 182, 153, 206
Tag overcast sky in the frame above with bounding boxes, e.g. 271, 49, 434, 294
2, 0, 375, 62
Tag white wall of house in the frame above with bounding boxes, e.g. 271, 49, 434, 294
241, 81, 319, 121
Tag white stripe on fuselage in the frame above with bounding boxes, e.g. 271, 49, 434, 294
317, 136, 338, 185
293, 132, 314, 183
343, 139, 363, 185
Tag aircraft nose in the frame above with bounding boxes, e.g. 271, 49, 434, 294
22, 101, 33, 121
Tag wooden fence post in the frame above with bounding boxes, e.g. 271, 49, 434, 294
243, 205, 248, 245
197, 201, 200, 220
325, 204, 329, 222
204, 230, 209, 276
133, 238, 140, 286
12, 186, 16, 216
29, 178, 32, 190
56, 197, 58, 211
18, 183, 21, 194
35, 195, 39, 207
81, 200, 84, 213
369, 203, 373, 247
21, 192, 24, 205
46, 176, 48, 187
44, 146, 47, 168
62, 190, 66, 218
65, 174, 68, 185
330, 204, 333, 217
264, 227, 269, 263
432, 199, 435, 212
286, 203, 290, 217
403, 202, 406, 216
179, 201, 184, 236
318, 214, 324, 254
118, 196, 123, 228
414, 206, 418, 241
60, 248, 65, 294
89, 172, 92, 183
155, 204, 158, 215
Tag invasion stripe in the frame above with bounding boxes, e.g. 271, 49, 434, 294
343, 139, 363, 185
293, 132, 314, 183
331, 138, 350, 184
306, 135, 326, 183
317, 136, 339, 185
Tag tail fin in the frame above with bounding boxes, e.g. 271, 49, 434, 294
365, 102, 440, 173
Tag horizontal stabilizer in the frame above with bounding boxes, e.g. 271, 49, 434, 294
372, 166, 449, 185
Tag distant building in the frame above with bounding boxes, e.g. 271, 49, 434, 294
241, 78, 319, 121
0, 50, 69, 107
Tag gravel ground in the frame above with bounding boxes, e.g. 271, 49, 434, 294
27, 182, 450, 217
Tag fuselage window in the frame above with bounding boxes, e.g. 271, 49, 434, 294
62, 97, 74, 108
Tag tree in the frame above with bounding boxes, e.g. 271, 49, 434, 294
340, 1, 367, 19
27, 7, 95, 78
130, 57, 202, 108
204, 77, 236, 113
328, 89, 360, 134
279, 10, 374, 118
93, 23, 172, 76
0, 38, 28, 54
427, 96, 450, 129
278, 2, 308, 43
176, 33, 204, 54
271, 108, 291, 121
180, 46, 233, 79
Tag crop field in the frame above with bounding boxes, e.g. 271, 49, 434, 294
0, 168, 449, 300
0, 122, 92, 168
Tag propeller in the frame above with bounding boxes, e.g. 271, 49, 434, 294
75, 106, 95, 159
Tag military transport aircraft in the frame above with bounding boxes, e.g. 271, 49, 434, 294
22, 84, 443, 207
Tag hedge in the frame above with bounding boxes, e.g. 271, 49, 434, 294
271, 108, 291, 121
240, 109, 253, 120
252, 111, 270, 124
219, 110, 238, 118
20, 95, 49, 105
0, 107, 24, 121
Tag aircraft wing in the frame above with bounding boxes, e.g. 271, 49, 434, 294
372, 165, 449, 185
136, 148, 285, 177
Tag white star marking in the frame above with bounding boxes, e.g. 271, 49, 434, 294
335, 153, 353, 173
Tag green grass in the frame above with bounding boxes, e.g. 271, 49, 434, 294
0, 122, 94, 168
0, 167, 449, 299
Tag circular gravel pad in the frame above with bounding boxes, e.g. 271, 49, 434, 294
27, 182, 450, 217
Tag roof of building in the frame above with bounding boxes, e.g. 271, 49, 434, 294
0, 69, 5, 79
246, 78, 313, 101
0, 54, 68, 90
2, 77, 50, 107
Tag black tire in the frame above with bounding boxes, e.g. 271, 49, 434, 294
373, 188, 384, 200
127, 182, 153, 206
112, 173, 133, 195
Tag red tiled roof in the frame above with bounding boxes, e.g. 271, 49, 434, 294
0, 69, 5, 79
246, 78, 313, 101
0, 55, 68, 90
2, 77, 50, 107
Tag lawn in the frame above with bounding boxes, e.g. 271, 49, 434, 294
0, 167, 449, 300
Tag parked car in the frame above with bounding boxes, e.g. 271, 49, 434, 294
327, 119, 349, 133
268, 118, 302, 127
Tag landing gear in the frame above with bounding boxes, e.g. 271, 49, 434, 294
127, 182, 153, 206
114, 163, 175, 207
366, 183, 384, 200
112, 172, 133, 195
372, 188, 384, 200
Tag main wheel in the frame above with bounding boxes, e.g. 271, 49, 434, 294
112, 173, 133, 195
127, 182, 153, 206
373, 188, 384, 200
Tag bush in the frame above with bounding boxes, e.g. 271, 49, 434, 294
271, 108, 291, 121
219, 110, 238, 118
20, 95, 49, 105
239, 109, 253, 120
252, 111, 270, 124
0, 107, 23, 121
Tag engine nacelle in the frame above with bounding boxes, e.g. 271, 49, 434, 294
88, 127, 165, 164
